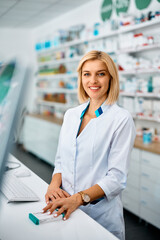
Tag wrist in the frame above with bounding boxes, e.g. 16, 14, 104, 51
75, 193, 83, 206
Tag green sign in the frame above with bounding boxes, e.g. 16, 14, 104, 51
116, 0, 130, 16
135, 0, 152, 10
101, 0, 113, 21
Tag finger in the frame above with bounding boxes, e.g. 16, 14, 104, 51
54, 206, 67, 218
49, 202, 59, 214
53, 192, 60, 199
62, 190, 70, 198
57, 190, 66, 198
63, 209, 71, 221
43, 203, 52, 212
45, 194, 50, 204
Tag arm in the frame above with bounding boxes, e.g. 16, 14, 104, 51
96, 114, 136, 201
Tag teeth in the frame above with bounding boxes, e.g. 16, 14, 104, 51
90, 87, 100, 90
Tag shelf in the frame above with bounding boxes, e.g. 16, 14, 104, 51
134, 136, 160, 155
117, 43, 160, 54
38, 72, 77, 80
120, 92, 160, 98
120, 92, 135, 97
36, 87, 77, 94
134, 115, 160, 123
36, 99, 73, 109
119, 69, 160, 75
28, 113, 63, 125
119, 17, 160, 33
36, 18, 160, 55
38, 56, 82, 67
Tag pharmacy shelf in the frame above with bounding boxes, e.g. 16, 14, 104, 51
38, 72, 77, 80
38, 55, 82, 67
117, 43, 160, 54
36, 87, 77, 94
135, 115, 160, 123
120, 92, 135, 97
36, 99, 72, 109
37, 18, 160, 55
120, 92, 160, 98
118, 17, 160, 33
119, 69, 160, 75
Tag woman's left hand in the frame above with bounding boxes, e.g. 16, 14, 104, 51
43, 193, 82, 220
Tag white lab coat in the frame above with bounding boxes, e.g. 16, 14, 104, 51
53, 101, 136, 240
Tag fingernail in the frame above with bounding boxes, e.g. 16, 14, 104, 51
63, 217, 66, 221
54, 213, 57, 217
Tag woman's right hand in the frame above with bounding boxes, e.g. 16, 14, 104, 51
45, 184, 70, 204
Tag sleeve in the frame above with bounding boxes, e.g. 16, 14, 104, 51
97, 114, 136, 201
52, 110, 69, 176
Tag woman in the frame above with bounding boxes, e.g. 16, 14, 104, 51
43, 50, 136, 240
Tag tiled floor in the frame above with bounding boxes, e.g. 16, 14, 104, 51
11, 144, 160, 240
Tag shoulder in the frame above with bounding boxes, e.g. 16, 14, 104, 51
111, 103, 133, 121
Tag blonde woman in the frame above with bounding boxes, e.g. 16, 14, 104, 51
43, 50, 136, 240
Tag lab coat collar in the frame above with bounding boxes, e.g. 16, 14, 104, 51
80, 99, 109, 119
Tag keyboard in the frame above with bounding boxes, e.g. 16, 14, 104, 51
1, 172, 40, 202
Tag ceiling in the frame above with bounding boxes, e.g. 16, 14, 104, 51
0, 0, 93, 29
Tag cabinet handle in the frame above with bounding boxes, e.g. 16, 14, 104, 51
142, 159, 150, 164
141, 200, 147, 205
142, 173, 149, 178
141, 186, 148, 191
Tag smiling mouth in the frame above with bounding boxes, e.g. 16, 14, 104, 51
89, 87, 101, 90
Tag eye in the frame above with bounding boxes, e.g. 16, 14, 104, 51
84, 73, 90, 76
98, 72, 105, 76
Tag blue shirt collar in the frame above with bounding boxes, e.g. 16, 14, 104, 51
80, 99, 109, 119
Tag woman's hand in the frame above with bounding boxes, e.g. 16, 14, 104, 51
43, 193, 82, 220
45, 184, 70, 204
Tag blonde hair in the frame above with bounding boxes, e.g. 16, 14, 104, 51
77, 50, 119, 105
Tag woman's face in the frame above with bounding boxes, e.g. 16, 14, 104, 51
82, 59, 110, 102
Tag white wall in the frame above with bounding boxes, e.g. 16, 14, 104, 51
0, 28, 37, 112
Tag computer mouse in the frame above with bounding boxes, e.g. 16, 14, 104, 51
14, 168, 31, 177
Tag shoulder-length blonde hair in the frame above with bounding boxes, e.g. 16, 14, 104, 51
77, 50, 119, 105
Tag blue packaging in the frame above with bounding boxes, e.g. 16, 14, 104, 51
143, 131, 152, 144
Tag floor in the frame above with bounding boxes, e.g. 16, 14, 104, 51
11, 144, 160, 240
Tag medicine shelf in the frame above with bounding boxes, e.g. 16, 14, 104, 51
119, 69, 160, 75
38, 55, 82, 67
37, 18, 160, 55
135, 115, 160, 123
38, 72, 77, 80
120, 92, 160, 98
118, 17, 160, 33
36, 99, 73, 109
36, 87, 77, 94
117, 43, 160, 54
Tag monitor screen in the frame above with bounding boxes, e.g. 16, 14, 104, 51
0, 60, 29, 190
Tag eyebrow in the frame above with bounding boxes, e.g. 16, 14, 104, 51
82, 70, 107, 73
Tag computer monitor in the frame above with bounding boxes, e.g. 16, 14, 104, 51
0, 60, 30, 191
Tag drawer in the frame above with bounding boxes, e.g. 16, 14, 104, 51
131, 148, 140, 162
141, 151, 160, 170
140, 205, 160, 229
129, 160, 140, 174
127, 172, 140, 189
141, 164, 160, 185
140, 191, 160, 214
123, 186, 140, 202
141, 178, 160, 199
122, 195, 140, 216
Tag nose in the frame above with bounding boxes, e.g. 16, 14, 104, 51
89, 74, 98, 84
